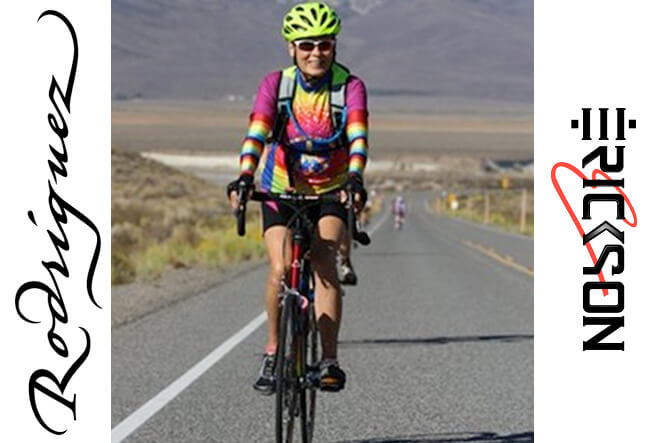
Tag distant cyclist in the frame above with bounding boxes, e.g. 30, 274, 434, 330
392, 195, 406, 229
227, 2, 368, 394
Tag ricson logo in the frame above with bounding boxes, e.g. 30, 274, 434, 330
13, 10, 103, 435
552, 108, 638, 351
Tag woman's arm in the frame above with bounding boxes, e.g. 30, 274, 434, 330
345, 76, 369, 177
238, 71, 280, 176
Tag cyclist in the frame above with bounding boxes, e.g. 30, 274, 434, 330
392, 195, 406, 229
227, 2, 368, 394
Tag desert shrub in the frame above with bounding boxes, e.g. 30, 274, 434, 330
111, 252, 136, 285
437, 189, 534, 236
112, 199, 162, 226
111, 149, 264, 285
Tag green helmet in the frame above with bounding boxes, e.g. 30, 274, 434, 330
281, 2, 341, 42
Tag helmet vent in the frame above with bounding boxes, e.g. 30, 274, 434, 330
321, 12, 328, 23
301, 15, 314, 27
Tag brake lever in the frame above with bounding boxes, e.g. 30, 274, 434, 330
345, 185, 371, 246
236, 182, 250, 236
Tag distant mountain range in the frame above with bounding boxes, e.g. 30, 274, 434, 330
112, 0, 533, 109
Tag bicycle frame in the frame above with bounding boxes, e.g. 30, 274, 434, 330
234, 188, 370, 443
274, 198, 320, 443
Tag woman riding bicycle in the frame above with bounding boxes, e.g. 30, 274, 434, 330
392, 195, 406, 229
227, 2, 369, 394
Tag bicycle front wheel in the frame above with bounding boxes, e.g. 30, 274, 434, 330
300, 304, 318, 443
276, 294, 298, 443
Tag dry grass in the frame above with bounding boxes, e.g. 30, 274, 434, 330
436, 189, 534, 236
111, 149, 264, 285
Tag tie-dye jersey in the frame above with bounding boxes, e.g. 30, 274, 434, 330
238, 67, 368, 195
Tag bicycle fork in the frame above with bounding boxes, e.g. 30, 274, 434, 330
288, 231, 320, 391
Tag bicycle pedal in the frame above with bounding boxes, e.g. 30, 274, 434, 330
319, 382, 344, 392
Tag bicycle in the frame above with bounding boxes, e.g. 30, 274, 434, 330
393, 212, 404, 230
235, 184, 370, 443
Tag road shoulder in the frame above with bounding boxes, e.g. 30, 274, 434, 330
111, 259, 264, 329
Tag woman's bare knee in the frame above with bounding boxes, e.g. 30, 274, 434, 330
264, 225, 290, 287
267, 259, 286, 286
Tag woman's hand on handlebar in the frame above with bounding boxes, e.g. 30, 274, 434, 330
226, 174, 254, 210
342, 173, 367, 213
340, 189, 364, 213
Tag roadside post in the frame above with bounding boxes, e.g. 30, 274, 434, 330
520, 187, 527, 233
484, 190, 490, 224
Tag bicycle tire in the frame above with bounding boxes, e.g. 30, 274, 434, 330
276, 294, 298, 443
300, 304, 318, 443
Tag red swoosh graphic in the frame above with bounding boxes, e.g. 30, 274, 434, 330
551, 162, 637, 295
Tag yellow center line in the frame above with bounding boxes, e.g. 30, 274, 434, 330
461, 240, 534, 277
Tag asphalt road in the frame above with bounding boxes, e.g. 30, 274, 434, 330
112, 193, 533, 443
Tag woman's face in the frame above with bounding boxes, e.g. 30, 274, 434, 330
289, 36, 336, 80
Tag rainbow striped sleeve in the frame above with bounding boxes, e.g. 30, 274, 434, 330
239, 112, 272, 175
346, 109, 368, 175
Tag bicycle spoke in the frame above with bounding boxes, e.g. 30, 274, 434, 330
300, 305, 318, 443
276, 294, 299, 443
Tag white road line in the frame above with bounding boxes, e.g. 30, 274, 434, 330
112, 209, 385, 443
111, 312, 267, 443
367, 208, 389, 235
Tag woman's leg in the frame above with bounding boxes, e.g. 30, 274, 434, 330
311, 215, 345, 360
263, 225, 292, 353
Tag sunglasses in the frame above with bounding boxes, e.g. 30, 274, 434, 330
293, 39, 335, 52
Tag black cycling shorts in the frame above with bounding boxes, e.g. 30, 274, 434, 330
261, 196, 347, 233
